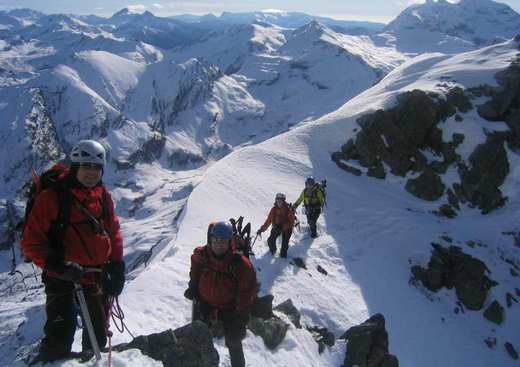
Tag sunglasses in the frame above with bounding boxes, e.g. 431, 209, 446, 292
80, 163, 103, 171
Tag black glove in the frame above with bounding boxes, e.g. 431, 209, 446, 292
59, 262, 85, 282
184, 281, 199, 300
184, 287, 199, 301
103, 261, 125, 296
256, 229, 262, 235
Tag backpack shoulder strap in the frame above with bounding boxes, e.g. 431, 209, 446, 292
45, 183, 73, 270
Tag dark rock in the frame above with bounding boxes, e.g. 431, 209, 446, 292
447, 189, 460, 210
113, 321, 219, 367
291, 257, 307, 269
484, 337, 496, 349
274, 299, 302, 329
511, 268, 519, 277
506, 292, 518, 308
483, 300, 504, 325
405, 170, 445, 201
460, 136, 509, 214
437, 204, 457, 218
306, 326, 335, 354
452, 133, 465, 146
440, 235, 452, 243
168, 149, 205, 168
248, 316, 290, 350
505, 342, 519, 360
331, 152, 362, 176
452, 183, 467, 204
341, 313, 398, 367
412, 244, 496, 310
317, 265, 328, 275
341, 139, 359, 159
252, 295, 274, 320
367, 162, 386, 179
128, 134, 166, 165
446, 87, 472, 113
454, 114, 463, 122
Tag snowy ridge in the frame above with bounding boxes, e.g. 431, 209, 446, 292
380, 0, 520, 54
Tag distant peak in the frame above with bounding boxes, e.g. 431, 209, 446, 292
112, 8, 131, 17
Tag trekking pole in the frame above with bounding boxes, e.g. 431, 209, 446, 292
74, 267, 103, 361
250, 233, 260, 249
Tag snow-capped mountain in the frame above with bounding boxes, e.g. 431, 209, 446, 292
103, 8, 204, 49
1, 2, 520, 366
176, 10, 385, 34
378, 0, 520, 53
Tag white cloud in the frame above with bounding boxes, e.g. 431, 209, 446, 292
127, 4, 147, 13
153, 3, 164, 9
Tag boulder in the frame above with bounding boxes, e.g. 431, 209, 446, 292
248, 316, 290, 350
307, 326, 335, 354
274, 299, 302, 329
341, 314, 398, 367
252, 294, 275, 320
405, 170, 445, 201
483, 300, 504, 325
411, 244, 497, 310
460, 136, 509, 214
113, 321, 219, 367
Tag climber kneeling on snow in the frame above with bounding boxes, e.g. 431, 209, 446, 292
185, 221, 257, 367
292, 176, 325, 238
257, 193, 296, 258
22, 140, 125, 363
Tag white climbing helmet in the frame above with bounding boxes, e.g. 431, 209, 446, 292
275, 193, 286, 200
70, 140, 106, 167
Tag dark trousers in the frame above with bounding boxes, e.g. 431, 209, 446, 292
267, 225, 292, 257
305, 206, 321, 237
39, 273, 108, 361
198, 303, 246, 367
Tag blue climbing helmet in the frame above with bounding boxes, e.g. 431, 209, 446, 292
305, 176, 315, 186
209, 221, 233, 241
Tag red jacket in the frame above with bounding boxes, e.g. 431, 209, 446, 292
260, 201, 295, 233
190, 246, 257, 314
21, 177, 123, 280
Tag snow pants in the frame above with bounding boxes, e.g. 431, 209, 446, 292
305, 206, 321, 237
198, 302, 247, 367
38, 273, 108, 362
267, 225, 293, 257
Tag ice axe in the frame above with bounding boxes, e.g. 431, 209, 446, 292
74, 266, 103, 361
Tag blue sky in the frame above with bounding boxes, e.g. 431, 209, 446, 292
1, 0, 519, 23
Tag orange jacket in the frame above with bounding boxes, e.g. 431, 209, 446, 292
260, 201, 295, 232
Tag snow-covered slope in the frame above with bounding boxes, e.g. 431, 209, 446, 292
377, 0, 520, 54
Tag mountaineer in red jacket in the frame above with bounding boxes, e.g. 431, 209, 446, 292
22, 140, 125, 364
185, 221, 257, 367
257, 193, 296, 258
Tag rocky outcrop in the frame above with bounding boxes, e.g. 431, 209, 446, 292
411, 243, 497, 310
248, 316, 290, 350
483, 300, 504, 325
458, 136, 509, 213
333, 56, 520, 215
307, 326, 335, 354
340, 313, 398, 367
113, 321, 219, 367
273, 299, 302, 329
